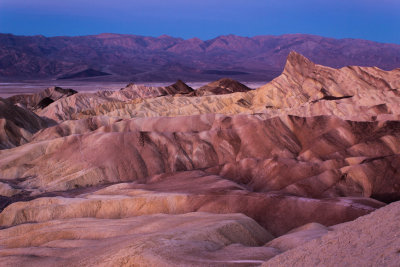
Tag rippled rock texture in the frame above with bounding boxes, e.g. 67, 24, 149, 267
1, 52, 399, 266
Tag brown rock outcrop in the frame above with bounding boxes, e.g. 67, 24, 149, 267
7, 86, 77, 110
252, 51, 400, 110
36, 92, 122, 121
190, 78, 251, 96
0, 98, 48, 149
103, 79, 194, 101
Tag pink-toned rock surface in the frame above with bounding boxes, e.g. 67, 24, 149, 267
0, 212, 277, 266
0, 170, 383, 236
0, 52, 399, 266
262, 200, 400, 267
1, 114, 399, 204
37, 51, 398, 122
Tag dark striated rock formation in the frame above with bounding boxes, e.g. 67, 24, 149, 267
0, 98, 48, 149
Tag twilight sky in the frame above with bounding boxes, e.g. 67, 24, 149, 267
0, 0, 399, 43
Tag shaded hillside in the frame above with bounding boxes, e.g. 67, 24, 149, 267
57, 68, 111, 79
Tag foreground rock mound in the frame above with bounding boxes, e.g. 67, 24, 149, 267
0, 212, 276, 266
0, 170, 382, 235
263, 200, 400, 267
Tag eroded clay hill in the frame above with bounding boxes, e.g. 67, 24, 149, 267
0, 98, 48, 149
1, 52, 400, 266
262, 200, 400, 267
7, 86, 77, 110
17, 51, 398, 122
98, 79, 194, 101
189, 78, 251, 96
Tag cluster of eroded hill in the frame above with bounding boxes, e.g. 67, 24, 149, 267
0, 52, 400, 266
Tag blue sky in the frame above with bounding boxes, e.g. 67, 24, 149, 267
0, 0, 399, 43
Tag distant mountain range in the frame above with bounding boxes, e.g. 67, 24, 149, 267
1, 33, 399, 82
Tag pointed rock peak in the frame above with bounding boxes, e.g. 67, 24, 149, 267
195, 78, 251, 96
123, 82, 136, 90
206, 78, 250, 90
174, 79, 188, 86
166, 80, 194, 94
283, 51, 316, 74
286, 51, 314, 66
213, 78, 246, 87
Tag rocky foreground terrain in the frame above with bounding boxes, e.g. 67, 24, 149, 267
0, 52, 400, 266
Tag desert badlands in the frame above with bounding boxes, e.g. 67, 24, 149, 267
0, 52, 400, 266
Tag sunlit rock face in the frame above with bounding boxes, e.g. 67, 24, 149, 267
22, 51, 399, 122
0, 52, 399, 266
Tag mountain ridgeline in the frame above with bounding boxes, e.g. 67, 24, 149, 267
1, 33, 400, 81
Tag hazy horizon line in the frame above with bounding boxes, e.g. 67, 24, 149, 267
2, 32, 399, 45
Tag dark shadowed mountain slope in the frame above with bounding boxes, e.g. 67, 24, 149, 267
57, 68, 111, 80
1, 33, 399, 82
0, 98, 48, 149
